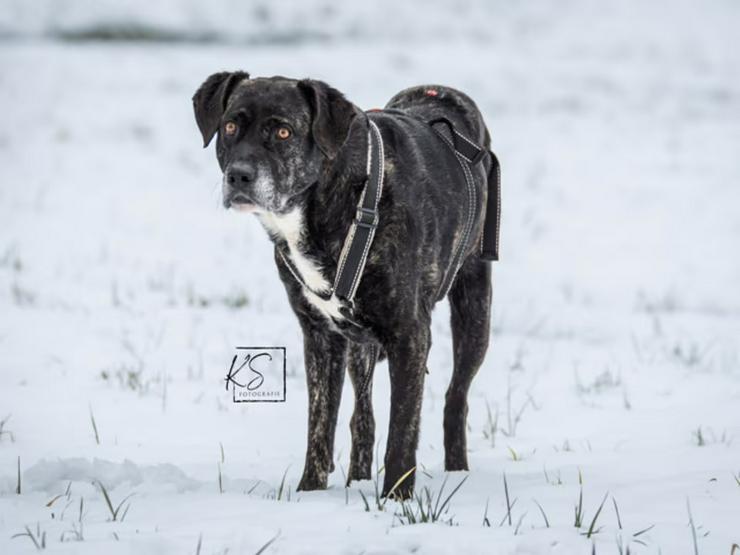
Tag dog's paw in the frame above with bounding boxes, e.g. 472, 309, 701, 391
381, 470, 416, 501
444, 455, 469, 472
380, 482, 414, 501
296, 471, 328, 492
345, 463, 372, 487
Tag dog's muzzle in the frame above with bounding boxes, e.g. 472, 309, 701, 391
223, 162, 258, 211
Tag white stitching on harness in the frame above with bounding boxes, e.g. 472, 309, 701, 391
445, 151, 476, 295
454, 128, 480, 148
479, 160, 488, 255
433, 131, 468, 294
347, 120, 384, 299
333, 127, 373, 293
453, 129, 481, 164
433, 129, 477, 298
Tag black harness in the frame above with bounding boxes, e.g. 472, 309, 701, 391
278, 111, 500, 315
428, 116, 500, 299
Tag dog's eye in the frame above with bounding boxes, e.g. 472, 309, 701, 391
276, 127, 292, 140
224, 121, 238, 136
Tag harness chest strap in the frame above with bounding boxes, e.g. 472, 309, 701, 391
333, 119, 385, 302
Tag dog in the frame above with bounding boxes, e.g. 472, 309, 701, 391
193, 72, 497, 498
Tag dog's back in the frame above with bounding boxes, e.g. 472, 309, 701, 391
385, 85, 490, 150
360, 85, 494, 303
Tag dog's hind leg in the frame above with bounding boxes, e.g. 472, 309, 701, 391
297, 326, 347, 491
346, 343, 377, 485
444, 256, 492, 471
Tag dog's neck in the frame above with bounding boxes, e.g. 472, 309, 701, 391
258, 206, 349, 321
254, 112, 370, 319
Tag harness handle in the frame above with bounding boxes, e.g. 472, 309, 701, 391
429, 117, 487, 165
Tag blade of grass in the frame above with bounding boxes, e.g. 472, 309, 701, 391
11, 525, 41, 551
95, 480, 134, 521
434, 474, 468, 520
687, 498, 699, 555
533, 498, 550, 528
432, 474, 450, 518
276, 466, 290, 501
612, 496, 623, 529
89, 406, 100, 445
96, 481, 115, 518
574, 479, 584, 527
514, 511, 527, 535
632, 524, 654, 538
585, 491, 609, 538
380, 466, 416, 507
247, 480, 261, 495
358, 489, 370, 512
419, 464, 433, 479
254, 531, 280, 555
498, 498, 518, 526
119, 501, 132, 522
503, 473, 512, 526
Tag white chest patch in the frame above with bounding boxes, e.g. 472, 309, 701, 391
258, 209, 345, 322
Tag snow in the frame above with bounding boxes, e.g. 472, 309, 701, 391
1, 0, 739, 553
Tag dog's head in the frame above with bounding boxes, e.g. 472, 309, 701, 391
193, 72, 357, 214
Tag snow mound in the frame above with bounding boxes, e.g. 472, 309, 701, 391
23, 458, 201, 494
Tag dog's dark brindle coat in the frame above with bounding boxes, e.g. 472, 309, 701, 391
193, 73, 493, 499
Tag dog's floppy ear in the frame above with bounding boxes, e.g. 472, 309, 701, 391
192, 71, 249, 147
298, 79, 357, 160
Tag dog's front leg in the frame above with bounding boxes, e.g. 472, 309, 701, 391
346, 343, 377, 485
296, 325, 347, 491
381, 324, 431, 499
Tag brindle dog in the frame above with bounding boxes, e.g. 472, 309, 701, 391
193, 73, 494, 498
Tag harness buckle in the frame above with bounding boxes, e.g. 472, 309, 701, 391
355, 207, 378, 229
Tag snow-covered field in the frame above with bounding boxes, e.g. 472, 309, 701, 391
1, 1, 739, 553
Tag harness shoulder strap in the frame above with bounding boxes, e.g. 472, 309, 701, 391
332, 119, 385, 302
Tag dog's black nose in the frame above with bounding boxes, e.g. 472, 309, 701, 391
226, 163, 257, 185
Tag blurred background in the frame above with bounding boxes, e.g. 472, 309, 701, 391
1, 1, 739, 553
